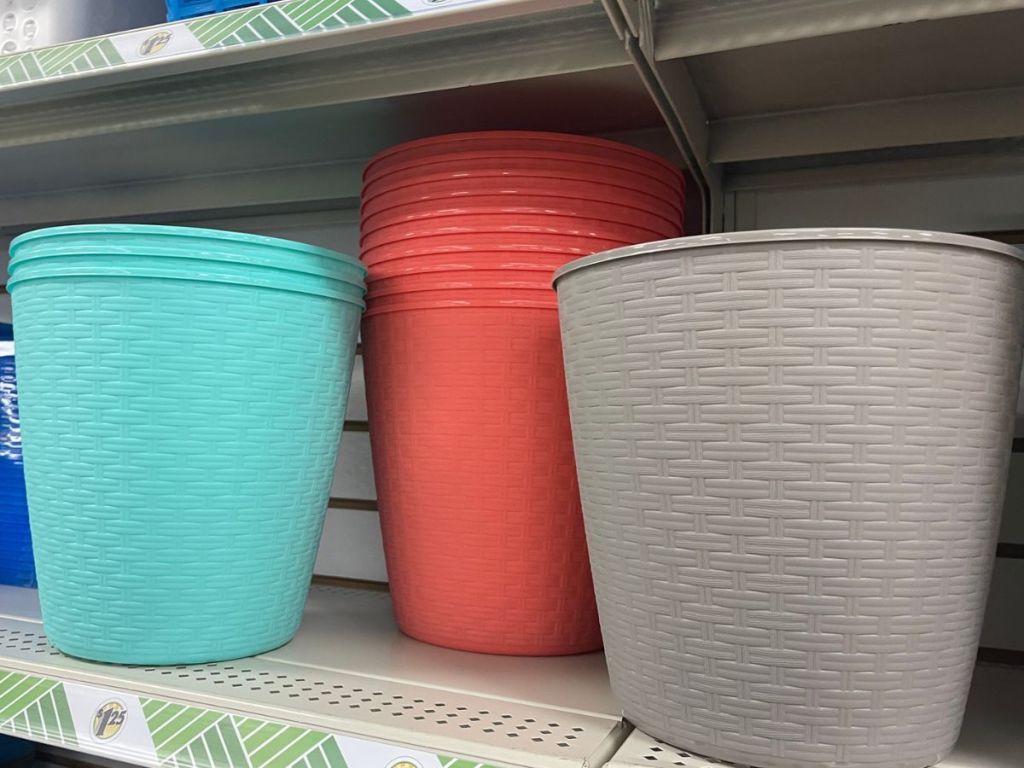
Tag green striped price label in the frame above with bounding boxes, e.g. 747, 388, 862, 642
0, 0, 506, 89
0, 671, 501, 768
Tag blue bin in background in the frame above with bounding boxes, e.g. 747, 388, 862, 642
0, 324, 34, 588
166, 0, 269, 21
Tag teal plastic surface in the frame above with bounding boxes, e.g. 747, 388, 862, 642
8, 225, 366, 665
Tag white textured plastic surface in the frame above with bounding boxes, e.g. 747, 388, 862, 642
556, 231, 1024, 768
554, 228, 1024, 283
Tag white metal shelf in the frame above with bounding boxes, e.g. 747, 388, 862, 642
0, 585, 1019, 768
627, 0, 1024, 210
0, 584, 623, 768
0, 0, 675, 231
654, 0, 1024, 59
0, 0, 602, 100
0, 1, 1020, 228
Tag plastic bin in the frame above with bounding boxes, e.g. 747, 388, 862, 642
363, 273, 600, 655
361, 232, 630, 272
9, 224, 365, 665
361, 199, 678, 241
362, 174, 684, 227
362, 160, 684, 218
361, 131, 684, 655
363, 132, 685, 192
554, 229, 1024, 768
0, 325, 33, 588
166, 0, 269, 21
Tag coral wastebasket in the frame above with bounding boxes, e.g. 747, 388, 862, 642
362, 131, 685, 654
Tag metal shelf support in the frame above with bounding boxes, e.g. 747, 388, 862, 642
601, 0, 724, 232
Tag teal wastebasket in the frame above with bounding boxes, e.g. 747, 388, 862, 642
8, 224, 366, 665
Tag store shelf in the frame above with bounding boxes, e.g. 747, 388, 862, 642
0, 1, 1021, 228
1, 584, 1019, 768
0, 585, 623, 768
0, 0, 600, 98
654, 0, 1024, 59
604, 663, 1023, 768
624, 0, 1024, 202
0, 0, 677, 230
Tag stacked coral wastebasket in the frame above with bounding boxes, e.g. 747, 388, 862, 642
360, 131, 685, 654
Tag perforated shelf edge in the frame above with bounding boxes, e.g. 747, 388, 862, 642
0, 585, 1014, 768
0, 585, 625, 768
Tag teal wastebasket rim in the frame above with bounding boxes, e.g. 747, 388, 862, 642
10, 224, 368, 292
7, 264, 367, 306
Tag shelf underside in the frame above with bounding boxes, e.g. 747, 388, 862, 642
652, 4, 1024, 186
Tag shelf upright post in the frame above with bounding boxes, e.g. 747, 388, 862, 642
600, 0, 724, 232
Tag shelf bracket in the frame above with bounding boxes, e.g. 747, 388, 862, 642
601, 0, 724, 232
